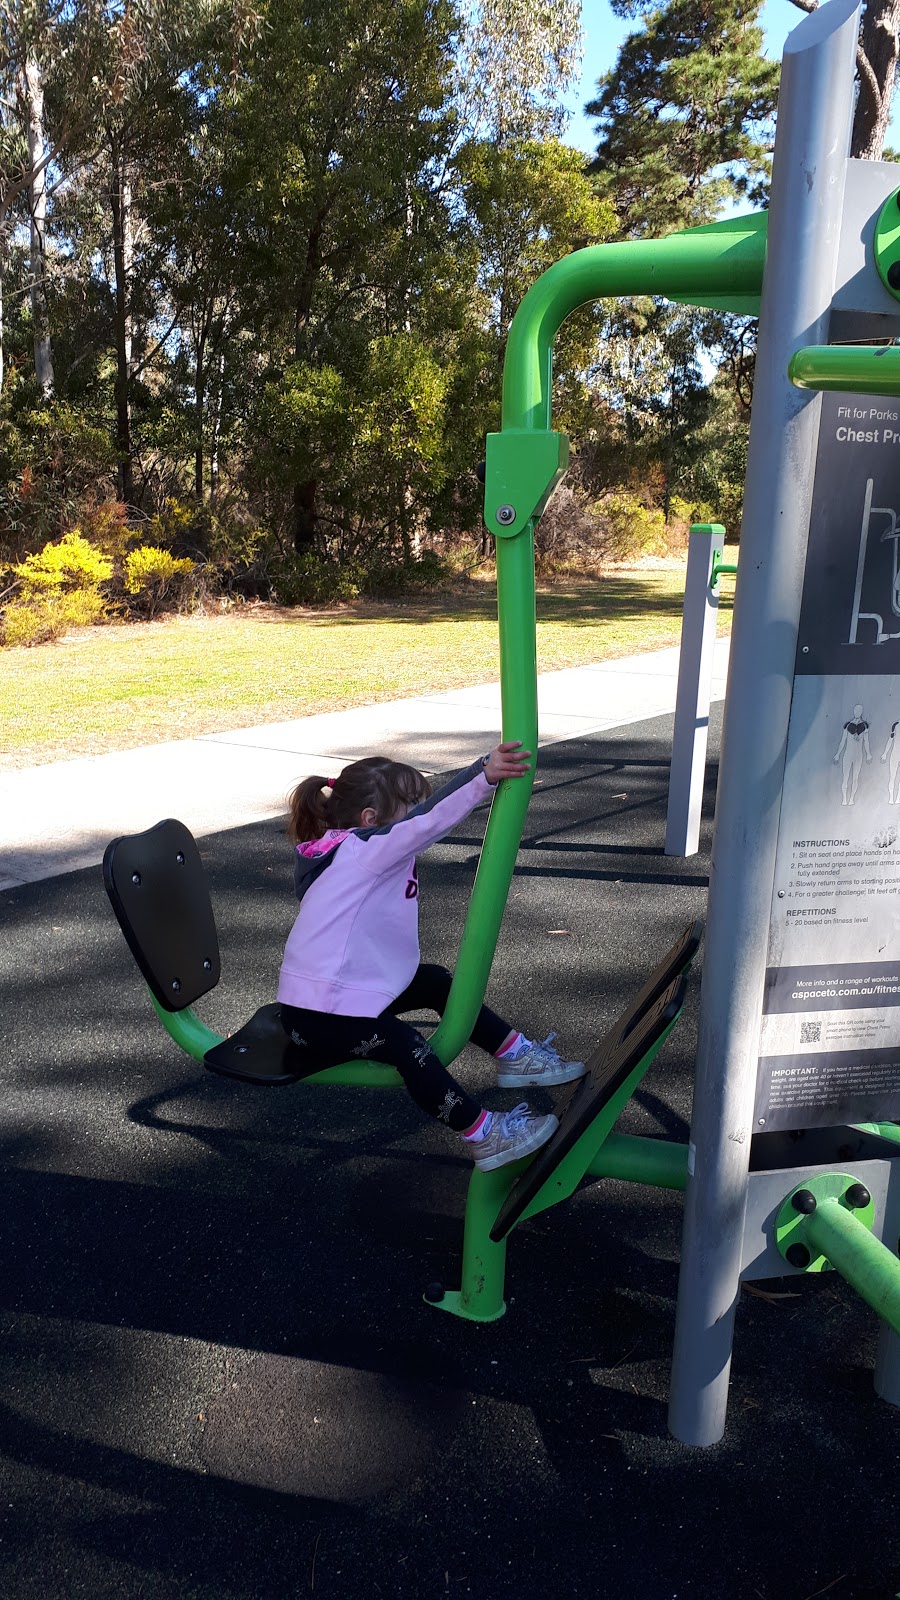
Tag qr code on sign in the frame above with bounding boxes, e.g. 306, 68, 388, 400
800, 1021, 821, 1045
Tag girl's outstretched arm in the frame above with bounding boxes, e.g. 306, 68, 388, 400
353, 744, 531, 876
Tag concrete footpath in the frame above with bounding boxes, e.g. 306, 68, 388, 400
0, 636, 730, 891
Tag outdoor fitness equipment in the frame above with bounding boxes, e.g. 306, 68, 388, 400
104, 0, 900, 1447
443, 0, 900, 1435
103, 817, 702, 1318
106, 191, 770, 1301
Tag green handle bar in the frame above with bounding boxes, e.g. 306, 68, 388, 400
789, 344, 900, 397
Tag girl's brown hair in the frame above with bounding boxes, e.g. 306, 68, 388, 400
287, 757, 433, 843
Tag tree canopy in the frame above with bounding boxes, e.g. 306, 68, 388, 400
0, 0, 898, 641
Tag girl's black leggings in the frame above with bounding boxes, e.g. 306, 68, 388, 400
279, 963, 513, 1132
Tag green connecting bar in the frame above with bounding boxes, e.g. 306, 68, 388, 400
710, 560, 738, 587
427, 213, 767, 1070
775, 1174, 900, 1335
789, 345, 900, 397
586, 1130, 689, 1190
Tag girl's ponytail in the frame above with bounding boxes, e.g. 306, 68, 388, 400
287, 775, 333, 843
287, 756, 431, 843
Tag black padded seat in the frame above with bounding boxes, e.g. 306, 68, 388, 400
204, 1003, 314, 1087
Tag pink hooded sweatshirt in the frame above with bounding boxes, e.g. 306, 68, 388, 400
277, 757, 493, 1016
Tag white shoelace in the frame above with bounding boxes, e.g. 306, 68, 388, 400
499, 1102, 533, 1136
529, 1033, 558, 1062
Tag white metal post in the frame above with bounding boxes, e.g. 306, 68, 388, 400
665, 524, 725, 858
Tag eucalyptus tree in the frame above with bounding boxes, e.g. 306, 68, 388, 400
0, 2, 62, 395
453, 0, 583, 142
231, 0, 462, 552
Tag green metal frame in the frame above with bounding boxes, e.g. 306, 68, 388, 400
137, 199, 900, 1344
430, 1015, 684, 1322
710, 559, 738, 587
775, 1174, 900, 1335
873, 188, 900, 302
144, 212, 768, 1084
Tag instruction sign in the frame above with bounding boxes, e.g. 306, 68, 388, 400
755, 391, 900, 1130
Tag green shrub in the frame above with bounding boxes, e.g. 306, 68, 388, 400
143, 497, 198, 551
595, 492, 669, 560
122, 545, 196, 618
2, 587, 107, 647
273, 549, 448, 606
13, 529, 112, 592
1, 529, 112, 646
0, 399, 118, 561
361, 550, 447, 597
273, 553, 362, 606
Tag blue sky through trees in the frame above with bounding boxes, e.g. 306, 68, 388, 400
564, 1, 893, 154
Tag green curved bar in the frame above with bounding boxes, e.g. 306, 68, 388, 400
789, 345, 900, 397
428, 214, 767, 1068
151, 993, 221, 1062
501, 216, 767, 434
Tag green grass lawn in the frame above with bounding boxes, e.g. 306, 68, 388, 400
0, 560, 735, 769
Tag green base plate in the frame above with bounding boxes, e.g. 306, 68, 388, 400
423, 1289, 507, 1323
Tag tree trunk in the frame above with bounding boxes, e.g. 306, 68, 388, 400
194, 329, 206, 501
210, 347, 225, 502
852, 0, 900, 158
23, 57, 54, 396
789, 2, 900, 160
292, 222, 323, 552
293, 479, 318, 549
110, 140, 135, 505
0, 225, 5, 395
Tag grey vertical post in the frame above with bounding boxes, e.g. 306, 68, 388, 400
874, 1324, 900, 1405
665, 524, 725, 858
667, 0, 860, 1447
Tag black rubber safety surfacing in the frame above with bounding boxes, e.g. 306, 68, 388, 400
103, 819, 221, 1012
489, 973, 687, 1242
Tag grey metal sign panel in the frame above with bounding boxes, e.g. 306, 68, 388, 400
756, 391, 900, 1129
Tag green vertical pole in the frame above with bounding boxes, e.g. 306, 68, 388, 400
429, 1165, 516, 1321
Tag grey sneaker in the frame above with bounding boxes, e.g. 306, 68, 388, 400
473, 1102, 559, 1172
496, 1032, 586, 1089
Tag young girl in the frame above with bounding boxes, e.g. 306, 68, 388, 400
277, 742, 585, 1171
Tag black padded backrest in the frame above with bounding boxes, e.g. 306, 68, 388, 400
103, 819, 221, 1011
